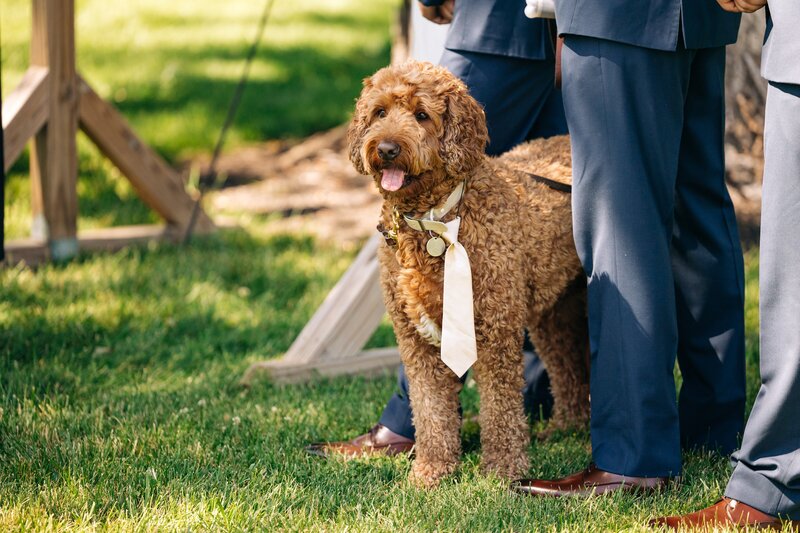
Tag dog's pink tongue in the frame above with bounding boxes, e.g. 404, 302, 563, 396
381, 168, 405, 192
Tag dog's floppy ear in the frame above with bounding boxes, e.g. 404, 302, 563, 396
346, 77, 374, 175
440, 86, 488, 176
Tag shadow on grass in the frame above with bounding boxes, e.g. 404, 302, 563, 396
1, 230, 350, 395
100, 42, 392, 160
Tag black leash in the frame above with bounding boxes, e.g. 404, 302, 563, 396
183, 0, 277, 244
525, 171, 572, 193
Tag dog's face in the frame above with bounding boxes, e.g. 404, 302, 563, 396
347, 61, 488, 199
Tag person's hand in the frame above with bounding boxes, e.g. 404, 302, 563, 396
418, 0, 455, 24
439, 0, 455, 21
716, 0, 767, 13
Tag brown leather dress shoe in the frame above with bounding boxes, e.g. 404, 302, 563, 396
306, 424, 414, 458
511, 463, 673, 497
649, 497, 800, 530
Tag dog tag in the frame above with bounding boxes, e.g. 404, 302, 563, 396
426, 236, 446, 257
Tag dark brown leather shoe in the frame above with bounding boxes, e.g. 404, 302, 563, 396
511, 463, 673, 497
649, 497, 800, 530
306, 424, 414, 458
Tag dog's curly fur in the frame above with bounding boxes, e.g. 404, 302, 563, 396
347, 61, 590, 488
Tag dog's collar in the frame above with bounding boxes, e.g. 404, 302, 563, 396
379, 181, 466, 248
421, 180, 465, 222
402, 181, 465, 257
406, 180, 477, 376
379, 208, 403, 246
379, 179, 476, 376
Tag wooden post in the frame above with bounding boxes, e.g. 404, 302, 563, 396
1, 67, 49, 173
1, 0, 215, 264
78, 78, 214, 233
29, 0, 79, 258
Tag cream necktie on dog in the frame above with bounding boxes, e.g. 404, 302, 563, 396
403, 182, 477, 377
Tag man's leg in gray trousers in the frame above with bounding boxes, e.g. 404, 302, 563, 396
725, 81, 800, 520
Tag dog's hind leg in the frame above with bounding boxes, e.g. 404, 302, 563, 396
404, 346, 464, 488
530, 279, 591, 432
472, 301, 531, 480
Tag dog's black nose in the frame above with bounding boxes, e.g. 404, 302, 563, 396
377, 141, 400, 161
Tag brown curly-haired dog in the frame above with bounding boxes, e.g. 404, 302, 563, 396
347, 60, 590, 488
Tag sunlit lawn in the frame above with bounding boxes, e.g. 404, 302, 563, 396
0, 227, 763, 531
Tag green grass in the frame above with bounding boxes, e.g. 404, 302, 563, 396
1, 1, 771, 530
0, 226, 764, 531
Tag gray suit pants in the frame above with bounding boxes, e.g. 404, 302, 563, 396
726, 81, 800, 520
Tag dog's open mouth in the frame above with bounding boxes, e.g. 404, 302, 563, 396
381, 167, 407, 192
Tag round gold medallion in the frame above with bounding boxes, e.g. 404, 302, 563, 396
426, 236, 446, 257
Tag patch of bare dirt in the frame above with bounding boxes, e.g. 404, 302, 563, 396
204, 125, 382, 244
203, 121, 763, 249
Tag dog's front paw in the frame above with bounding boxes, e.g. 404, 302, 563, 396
408, 459, 457, 489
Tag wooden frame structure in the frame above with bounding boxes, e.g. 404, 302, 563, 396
2, 0, 214, 264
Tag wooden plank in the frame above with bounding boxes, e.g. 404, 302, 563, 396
28, 0, 49, 240
28, 132, 48, 241
2, 66, 49, 172
240, 347, 400, 386
3, 224, 182, 266
2, 226, 171, 266
77, 224, 179, 251
2, 237, 49, 265
279, 233, 387, 364
77, 77, 214, 234
29, 0, 79, 244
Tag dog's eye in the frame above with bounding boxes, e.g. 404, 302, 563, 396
376, 108, 387, 119
415, 111, 429, 121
